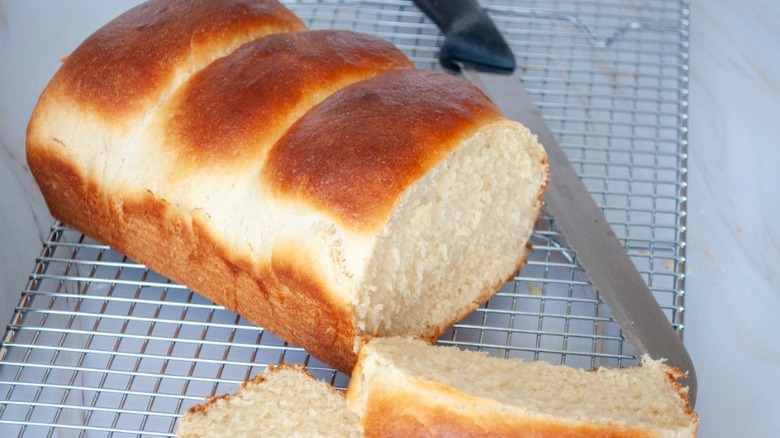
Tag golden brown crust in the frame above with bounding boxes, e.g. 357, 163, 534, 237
263, 69, 503, 231
164, 30, 413, 173
45, 0, 305, 125
360, 377, 656, 438
26, 147, 358, 372
26, 141, 94, 235
238, 239, 358, 373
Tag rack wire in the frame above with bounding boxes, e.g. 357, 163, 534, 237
0, 0, 690, 436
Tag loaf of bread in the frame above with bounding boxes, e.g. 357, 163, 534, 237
347, 337, 698, 437
177, 364, 361, 437
27, 0, 549, 373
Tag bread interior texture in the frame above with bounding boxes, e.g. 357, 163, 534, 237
354, 120, 547, 339
177, 367, 360, 438
362, 338, 693, 431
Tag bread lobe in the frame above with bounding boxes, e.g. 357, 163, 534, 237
263, 69, 503, 232
45, 0, 306, 125
165, 30, 414, 173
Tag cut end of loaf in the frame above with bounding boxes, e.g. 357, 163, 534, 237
354, 120, 548, 341
176, 364, 361, 438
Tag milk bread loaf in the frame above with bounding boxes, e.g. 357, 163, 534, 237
177, 364, 361, 437
27, 0, 549, 373
347, 337, 698, 437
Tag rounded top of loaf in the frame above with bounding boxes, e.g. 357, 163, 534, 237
44, 0, 306, 124
262, 68, 504, 231
163, 29, 413, 173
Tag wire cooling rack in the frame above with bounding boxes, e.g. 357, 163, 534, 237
0, 0, 690, 436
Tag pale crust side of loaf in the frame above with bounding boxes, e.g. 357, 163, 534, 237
24, 147, 359, 371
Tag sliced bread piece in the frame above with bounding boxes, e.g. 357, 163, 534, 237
177, 364, 361, 437
347, 337, 698, 437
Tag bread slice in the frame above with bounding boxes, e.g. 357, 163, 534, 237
176, 364, 361, 437
26, 0, 548, 373
347, 337, 698, 437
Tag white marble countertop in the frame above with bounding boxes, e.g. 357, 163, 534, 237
684, 1, 780, 435
1, 1, 779, 436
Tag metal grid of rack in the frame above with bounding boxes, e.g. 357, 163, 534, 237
0, 1, 690, 436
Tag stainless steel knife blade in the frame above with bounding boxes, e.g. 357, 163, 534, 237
413, 0, 697, 406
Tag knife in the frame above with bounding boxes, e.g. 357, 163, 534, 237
412, 0, 697, 406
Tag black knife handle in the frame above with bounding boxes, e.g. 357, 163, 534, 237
412, 0, 515, 71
